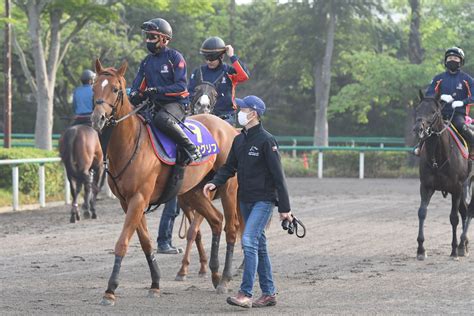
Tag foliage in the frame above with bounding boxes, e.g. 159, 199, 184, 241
0, 148, 64, 198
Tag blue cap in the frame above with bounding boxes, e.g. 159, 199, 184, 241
235, 95, 266, 116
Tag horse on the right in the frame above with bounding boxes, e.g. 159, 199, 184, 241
413, 91, 474, 260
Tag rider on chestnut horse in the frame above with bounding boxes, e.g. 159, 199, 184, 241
129, 18, 201, 164
71, 69, 96, 126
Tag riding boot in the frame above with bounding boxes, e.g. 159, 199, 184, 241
160, 119, 202, 164
461, 124, 474, 159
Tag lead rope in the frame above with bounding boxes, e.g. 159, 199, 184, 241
178, 212, 188, 239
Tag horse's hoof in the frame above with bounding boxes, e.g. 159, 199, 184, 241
91, 213, 97, 219
83, 211, 91, 219
76, 214, 80, 221
147, 288, 160, 298
99, 293, 115, 306
211, 275, 221, 289
70, 216, 76, 224
450, 255, 459, 261
216, 284, 228, 294
457, 247, 466, 257
175, 274, 187, 281
198, 271, 207, 278
416, 253, 427, 261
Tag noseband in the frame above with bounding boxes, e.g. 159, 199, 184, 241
417, 100, 453, 138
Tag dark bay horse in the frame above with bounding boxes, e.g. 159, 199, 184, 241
59, 125, 103, 223
413, 91, 473, 260
91, 60, 240, 306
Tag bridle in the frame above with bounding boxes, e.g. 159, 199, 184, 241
417, 98, 454, 139
94, 72, 146, 127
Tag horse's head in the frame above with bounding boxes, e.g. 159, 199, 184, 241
413, 90, 443, 140
191, 82, 218, 114
91, 59, 128, 131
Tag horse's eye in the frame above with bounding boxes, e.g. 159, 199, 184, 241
113, 87, 119, 93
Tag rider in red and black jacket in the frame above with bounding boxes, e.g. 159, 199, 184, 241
188, 37, 250, 125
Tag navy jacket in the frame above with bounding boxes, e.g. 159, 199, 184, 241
426, 70, 474, 117
131, 47, 189, 105
188, 56, 250, 114
72, 84, 94, 115
209, 123, 291, 213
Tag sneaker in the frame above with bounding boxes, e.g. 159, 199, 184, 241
226, 292, 252, 308
252, 294, 277, 308
157, 246, 183, 254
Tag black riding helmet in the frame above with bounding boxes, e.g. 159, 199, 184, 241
200, 36, 226, 61
141, 18, 173, 39
80, 69, 96, 84
445, 47, 465, 66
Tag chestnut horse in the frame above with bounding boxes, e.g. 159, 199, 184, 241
91, 59, 239, 306
59, 125, 103, 223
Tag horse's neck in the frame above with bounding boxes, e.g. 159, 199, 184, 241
425, 128, 449, 160
108, 101, 141, 166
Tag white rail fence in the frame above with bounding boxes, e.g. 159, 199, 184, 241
0, 158, 112, 211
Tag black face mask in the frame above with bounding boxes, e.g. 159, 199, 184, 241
446, 60, 461, 72
147, 42, 159, 54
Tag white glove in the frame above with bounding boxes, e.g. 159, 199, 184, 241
440, 94, 454, 103
452, 100, 464, 108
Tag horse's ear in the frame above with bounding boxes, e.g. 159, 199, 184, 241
117, 60, 128, 78
95, 59, 103, 74
418, 89, 424, 101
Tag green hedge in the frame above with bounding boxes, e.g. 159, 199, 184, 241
0, 148, 64, 200
281, 151, 418, 178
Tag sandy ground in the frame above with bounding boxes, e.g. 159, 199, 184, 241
1, 178, 474, 315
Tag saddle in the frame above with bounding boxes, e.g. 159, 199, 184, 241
447, 123, 474, 160
137, 108, 220, 213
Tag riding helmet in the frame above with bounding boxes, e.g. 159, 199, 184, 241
141, 18, 173, 39
200, 36, 226, 61
80, 69, 96, 84
445, 47, 465, 66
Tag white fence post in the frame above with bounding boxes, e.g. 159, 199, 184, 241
64, 167, 70, 204
12, 165, 19, 211
292, 139, 297, 158
359, 151, 365, 179
318, 151, 323, 179
39, 164, 46, 207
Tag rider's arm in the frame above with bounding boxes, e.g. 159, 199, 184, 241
425, 74, 442, 97
155, 52, 189, 98
263, 138, 291, 213
131, 59, 146, 93
209, 140, 238, 187
462, 76, 474, 105
188, 68, 199, 100
227, 55, 250, 84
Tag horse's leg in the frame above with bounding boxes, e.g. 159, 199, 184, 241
136, 215, 161, 298
458, 201, 469, 256
81, 171, 93, 219
69, 178, 81, 223
176, 209, 207, 281
460, 202, 474, 257
417, 184, 435, 260
192, 194, 224, 289
90, 165, 102, 219
100, 195, 147, 306
215, 180, 239, 294
449, 191, 462, 258
194, 218, 208, 277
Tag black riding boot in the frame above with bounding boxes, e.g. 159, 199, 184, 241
158, 118, 202, 164
461, 124, 474, 147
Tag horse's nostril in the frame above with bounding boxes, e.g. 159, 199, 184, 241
100, 115, 106, 121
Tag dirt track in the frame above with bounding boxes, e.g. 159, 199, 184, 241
1, 178, 474, 315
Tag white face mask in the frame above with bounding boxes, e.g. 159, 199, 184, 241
238, 111, 250, 126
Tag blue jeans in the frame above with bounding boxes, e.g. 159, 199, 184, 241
239, 201, 276, 297
157, 196, 180, 249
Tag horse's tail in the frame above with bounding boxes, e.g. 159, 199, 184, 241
60, 127, 78, 177
98, 162, 107, 191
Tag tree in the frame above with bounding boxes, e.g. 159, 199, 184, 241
12, 0, 116, 149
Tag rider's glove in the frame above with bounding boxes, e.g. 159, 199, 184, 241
144, 87, 161, 99
129, 91, 143, 106
452, 100, 464, 109
440, 94, 454, 104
